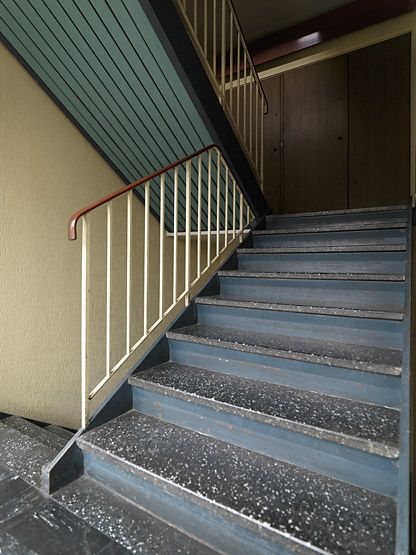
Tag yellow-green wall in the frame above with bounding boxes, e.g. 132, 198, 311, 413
0, 42, 234, 429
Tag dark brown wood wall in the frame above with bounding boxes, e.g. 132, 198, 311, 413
262, 34, 411, 214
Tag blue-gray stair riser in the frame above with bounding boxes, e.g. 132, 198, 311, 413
253, 228, 407, 248
264, 210, 406, 229
237, 251, 406, 274
131, 386, 398, 497
169, 340, 401, 408
82, 451, 297, 555
220, 277, 405, 312
196, 304, 403, 349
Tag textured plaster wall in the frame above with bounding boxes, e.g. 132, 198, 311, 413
0, 43, 235, 428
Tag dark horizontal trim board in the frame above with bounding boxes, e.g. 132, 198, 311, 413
249, 0, 416, 66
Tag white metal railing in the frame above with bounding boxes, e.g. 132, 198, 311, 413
69, 145, 254, 427
176, 0, 267, 187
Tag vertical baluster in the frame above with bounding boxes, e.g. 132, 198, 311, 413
260, 95, 264, 184
239, 191, 244, 242
126, 190, 132, 354
255, 82, 259, 170
221, 0, 226, 97
81, 216, 89, 428
173, 167, 178, 303
193, 0, 198, 33
159, 175, 165, 319
249, 69, 253, 156
143, 182, 150, 334
207, 150, 212, 267
203, 0, 208, 55
246, 202, 250, 227
237, 34, 241, 128
229, 11, 233, 113
232, 178, 236, 239
197, 154, 202, 279
216, 150, 221, 257
185, 160, 191, 305
224, 166, 229, 248
105, 203, 112, 378
243, 50, 247, 142
213, 0, 217, 81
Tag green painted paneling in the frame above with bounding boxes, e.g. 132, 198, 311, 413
0, 0, 241, 230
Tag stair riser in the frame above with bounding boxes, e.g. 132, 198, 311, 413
220, 277, 405, 313
131, 386, 398, 497
169, 340, 401, 408
264, 210, 406, 230
81, 450, 301, 555
253, 229, 406, 248
196, 304, 403, 349
237, 251, 406, 274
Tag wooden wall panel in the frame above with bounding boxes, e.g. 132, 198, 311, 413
281, 57, 349, 213
349, 34, 411, 208
262, 75, 282, 213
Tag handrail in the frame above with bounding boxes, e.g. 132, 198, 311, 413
68, 143, 217, 241
69, 143, 255, 427
225, 0, 268, 114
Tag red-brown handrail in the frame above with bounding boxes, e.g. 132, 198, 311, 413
68, 143, 218, 241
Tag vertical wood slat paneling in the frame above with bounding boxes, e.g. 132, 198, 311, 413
0, 0, 226, 231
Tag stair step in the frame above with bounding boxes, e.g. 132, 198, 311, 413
252, 227, 407, 248
219, 270, 405, 281
266, 205, 407, 219
0, 421, 62, 487
167, 325, 402, 376
238, 244, 406, 253
2, 416, 67, 450
131, 362, 400, 458
236, 250, 405, 274
195, 295, 404, 321
46, 424, 74, 442
78, 411, 396, 555
54, 476, 217, 554
261, 220, 407, 233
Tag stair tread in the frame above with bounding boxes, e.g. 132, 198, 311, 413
167, 324, 402, 375
46, 424, 74, 442
218, 270, 405, 281
258, 221, 407, 234
266, 205, 407, 219
131, 362, 400, 457
79, 410, 396, 555
2, 416, 67, 450
0, 421, 61, 487
54, 476, 217, 554
238, 244, 406, 253
195, 295, 404, 320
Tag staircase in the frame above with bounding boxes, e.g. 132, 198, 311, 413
1, 206, 410, 553
51, 205, 410, 554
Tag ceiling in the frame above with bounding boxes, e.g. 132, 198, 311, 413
233, 0, 355, 42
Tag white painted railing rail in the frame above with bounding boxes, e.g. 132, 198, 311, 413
176, 0, 267, 188
69, 145, 254, 427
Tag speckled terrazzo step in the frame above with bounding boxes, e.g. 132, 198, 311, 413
78, 411, 396, 555
238, 244, 406, 254
167, 325, 402, 375
218, 269, 405, 281
2, 416, 67, 450
195, 295, 404, 320
54, 476, 218, 554
0, 421, 66, 487
130, 362, 400, 458
46, 425, 74, 442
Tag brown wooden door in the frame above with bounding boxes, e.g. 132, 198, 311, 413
281, 57, 349, 213
262, 75, 282, 214
349, 34, 411, 208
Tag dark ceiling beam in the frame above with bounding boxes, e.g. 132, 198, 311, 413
249, 0, 416, 66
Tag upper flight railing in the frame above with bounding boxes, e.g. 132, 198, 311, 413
69, 144, 254, 427
176, 0, 268, 187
